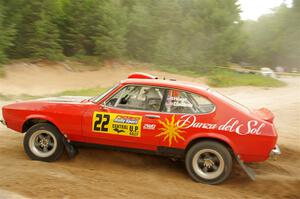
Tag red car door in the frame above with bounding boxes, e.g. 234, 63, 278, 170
82, 85, 165, 151
155, 89, 216, 149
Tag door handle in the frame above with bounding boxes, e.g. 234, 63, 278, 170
145, 114, 160, 119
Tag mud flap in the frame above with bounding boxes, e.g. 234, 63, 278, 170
62, 137, 78, 159
236, 155, 256, 181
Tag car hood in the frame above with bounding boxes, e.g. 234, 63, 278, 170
36, 96, 91, 103
2, 96, 92, 113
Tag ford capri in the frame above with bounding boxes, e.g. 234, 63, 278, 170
0, 72, 280, 184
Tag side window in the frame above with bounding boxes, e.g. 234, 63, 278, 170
163, 90, 215, 114
106, 85, 164, 112
190, 93, 215, 113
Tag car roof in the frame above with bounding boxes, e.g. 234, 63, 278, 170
120, 78, 209, 93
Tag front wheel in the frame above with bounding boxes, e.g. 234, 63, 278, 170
185, 141, 232, 184
23, 123, 64, 162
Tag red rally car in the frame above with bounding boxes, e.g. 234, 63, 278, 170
0, 72, 280, 184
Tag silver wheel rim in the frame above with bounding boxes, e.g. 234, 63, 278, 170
192, 149, 225, 180
29, 130, 57, 158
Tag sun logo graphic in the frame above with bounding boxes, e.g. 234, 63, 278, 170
156, 115, 185, 146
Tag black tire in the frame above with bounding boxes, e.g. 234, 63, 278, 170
23, 123, 64, 162
185, 141, 232, 184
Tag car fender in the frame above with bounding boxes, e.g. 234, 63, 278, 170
23, 114, 61, 133
185, 132, 238, 155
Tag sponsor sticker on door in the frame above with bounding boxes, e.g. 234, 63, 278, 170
92, 112, 142, 137
143, 124, 156, 130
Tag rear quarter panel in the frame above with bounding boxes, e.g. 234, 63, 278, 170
177, 91, 277, 163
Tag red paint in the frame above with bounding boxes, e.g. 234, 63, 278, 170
1, 74, 278, 163
127, 72, 157, 79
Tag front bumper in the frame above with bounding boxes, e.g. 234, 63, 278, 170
270, 145, 281, 156
0, 119, 6, 126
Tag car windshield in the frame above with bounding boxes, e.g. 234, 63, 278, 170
207, 88, 251, 113
90, 84, 120, 103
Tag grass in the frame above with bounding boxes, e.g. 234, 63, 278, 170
0, 93, 11, 101
154, 65, 286, 87
207, 69, 286, 87
0, 63, 286, 101
55, 87, 107, 96
154, 65, 206, 77
0, 66, 5, 78
0, 93, 41, 101
0, 87, 107, 101
68, 55, 103, 70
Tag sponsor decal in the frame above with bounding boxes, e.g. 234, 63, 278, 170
143, 124, 156, 130
157, 114, 266, 146
177, 115, 265, 135
156, 115, 185, 146
166, 96, 193, 108
92, 112, 142, 137
113, 115, 140, 125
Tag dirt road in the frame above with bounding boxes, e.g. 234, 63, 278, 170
0, 63, 299, 199
0, 61, 204, 96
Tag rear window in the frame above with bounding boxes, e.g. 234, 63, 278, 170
208, 88, 250, 113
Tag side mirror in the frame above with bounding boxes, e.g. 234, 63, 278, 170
99, 104, 109, 111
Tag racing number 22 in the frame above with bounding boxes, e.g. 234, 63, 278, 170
93, 113, 110, 132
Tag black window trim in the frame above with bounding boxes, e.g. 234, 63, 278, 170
102, 84, 216, 115
91, 83, 120, 103
104, 84, 166, 112
159, 89, 168, 112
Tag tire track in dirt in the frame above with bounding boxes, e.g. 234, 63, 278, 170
0, 132, 299, 199
0, 63, 299, 198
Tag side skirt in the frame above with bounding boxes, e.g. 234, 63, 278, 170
71, 142, 185, 158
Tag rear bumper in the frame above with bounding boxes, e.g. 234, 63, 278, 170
0, 119, 6, 126
269, 145, 281, 156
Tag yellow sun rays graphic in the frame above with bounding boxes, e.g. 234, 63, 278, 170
156, 115, 185, 146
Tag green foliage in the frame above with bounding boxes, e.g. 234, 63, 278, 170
60, 0, 127, 58
0, 0, 15, 77
30, 12, 63, 60
93, 0, 128, 59
0, 0, 298, 71
12, 0, 63, 60
60, 0, 97, 56
126, 0, 155, 61
0, 1, 16, 63
207, 69, 286, 87
127, 0, 241, 69
234, 0, 300, 70
0, 66, 5, 78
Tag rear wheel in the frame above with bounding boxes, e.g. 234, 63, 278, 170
185, 141, 232, 184
23, 123, 64, 162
